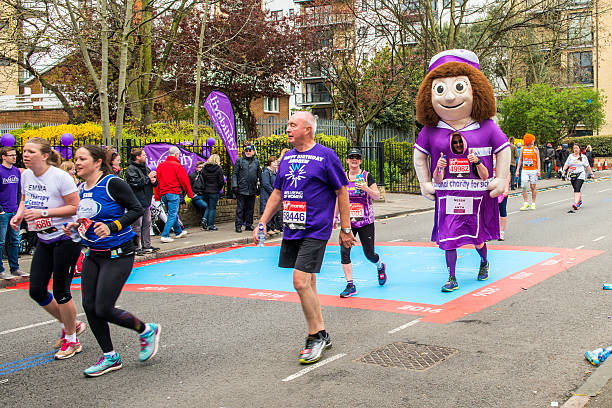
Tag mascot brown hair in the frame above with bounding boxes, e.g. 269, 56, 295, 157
412, 49, 511, 293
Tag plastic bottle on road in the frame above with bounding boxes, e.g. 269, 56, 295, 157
64, 223, 81, 243
585, 346, 612, 366
257, 224, 265, 247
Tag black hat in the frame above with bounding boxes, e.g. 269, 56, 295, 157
347, 148, 362, 158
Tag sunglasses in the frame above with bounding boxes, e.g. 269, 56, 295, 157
244, 149, 253, 152
348, 155, 361, 160
452, 140, 463, 145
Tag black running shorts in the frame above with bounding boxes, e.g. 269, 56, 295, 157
279, 238, 328, 273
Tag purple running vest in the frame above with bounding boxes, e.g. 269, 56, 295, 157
347, 170, 374, 228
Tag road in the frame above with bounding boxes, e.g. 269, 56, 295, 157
1, 178, 611, 407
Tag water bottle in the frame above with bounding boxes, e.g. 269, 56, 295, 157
598, 347, 612, 364
585, 346, 612, 366
257, 224, 265, 247
64, 223, 81, 243
355, 173, 364, 195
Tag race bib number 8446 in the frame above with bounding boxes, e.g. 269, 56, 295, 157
283, 201, 306, 229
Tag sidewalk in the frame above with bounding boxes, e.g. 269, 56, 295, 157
2, 170, 610, 289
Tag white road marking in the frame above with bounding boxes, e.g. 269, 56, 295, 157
598, 188, 612, 193
542, 198, 572, 206
575, 245, 585, 249
281, 353, 347, 382
1, 312, 86, 335
593, 236, 606, 242
388, 318, 421, 334
0, 288, 17, 293
507, 211, 520, 215
390, 238, 403, 242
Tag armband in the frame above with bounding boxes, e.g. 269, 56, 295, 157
113, 220, 123, 231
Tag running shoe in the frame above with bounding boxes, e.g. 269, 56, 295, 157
54, 339, 83, 359
441, 277, 459, 292
572, 203, 578, 210
11, 269, 29, 277
299, 332, 332, 364
83, 354, 123, 377
208, 225, 218, 231
498, 231, 505, 241
519, 202, 530, 211
54, 321, 87, 348
139, 323, 161, 362
0, 272, 14, 280
530, 203, 536, 210
176, 230, 188, 239
160, 236, 174, 243
478, 261, 490, 281
339, 283, 357, 298
201, 219, 208, 230
378, 263, 387, 286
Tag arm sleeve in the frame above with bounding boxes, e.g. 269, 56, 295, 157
414, 127, 431, 155
366, 172, 375, 186
106, 177, 144, 233
232, 159, 240, 188
58, 171, 78, 197
490, 124, 510, 154
178, 167, 194, 198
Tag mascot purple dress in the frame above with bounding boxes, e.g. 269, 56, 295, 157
413, 49, 511, 292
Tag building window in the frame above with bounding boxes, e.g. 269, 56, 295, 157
290, 83, 295, 93
361, 0, 367, 11
289, 8, 294, 16
358, 26, 368, 39
443, 0, 465, 9
270, 10, 282, 21
568, 13, 592, 45
569, 51, 593, 84
375, 24, 386, 38
264, 97, 279, 113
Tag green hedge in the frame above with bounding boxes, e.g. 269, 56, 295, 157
560, 136, 612, 156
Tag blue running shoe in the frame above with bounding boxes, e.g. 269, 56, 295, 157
377, 263, 387, 286
477, 261, 489, 281
339, 284, 357, 298
139, 323, 161, 362
83, 354, 122, 377
441, 277, 459, 292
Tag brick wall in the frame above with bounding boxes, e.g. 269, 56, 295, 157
250, 95, 289, 119
0, 109, 68, 124
178, 197, 261, 227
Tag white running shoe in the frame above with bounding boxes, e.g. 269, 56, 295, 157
160, 236, 174, 243
499, 231, 505, 241
519, 202, 530, 211
530, 203, 536, 210
176, 230, 188, 239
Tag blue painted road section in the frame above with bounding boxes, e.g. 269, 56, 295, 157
108, 246, 557, 306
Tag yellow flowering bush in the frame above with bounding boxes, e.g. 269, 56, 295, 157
19, 123, 102, 145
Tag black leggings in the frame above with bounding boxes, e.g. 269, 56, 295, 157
81, 252, 145, 353
571, 178, 584, 193
341, 223, 380, 265
29, 239, 81, 306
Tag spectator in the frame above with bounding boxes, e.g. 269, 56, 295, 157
543, 142, 555, 179
60, 161, 78, 185
555, 145, 563, 177
260, 155, 281, 232
125, 148, 160, 254
232, 144, 261, 233
106, 150, 121, 176
189, 161, 209, 230
509, 137, 518, 189
155, 146, 194, 243
585, 145, 595, 175
200, 154, 225, 231
559, 144, 570, 180
0, 147, 25, 279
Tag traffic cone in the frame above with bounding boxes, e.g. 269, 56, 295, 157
597, 160, 601, 171
604, 160, 608, 170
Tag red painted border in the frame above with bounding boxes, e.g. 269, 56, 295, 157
14, 243, 604, 324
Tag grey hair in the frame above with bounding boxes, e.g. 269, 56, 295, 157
168, 146, 180, 156
294, 111, 316, 137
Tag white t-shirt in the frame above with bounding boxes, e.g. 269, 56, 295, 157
564, 154, 589, 181
21, 166, 78, 242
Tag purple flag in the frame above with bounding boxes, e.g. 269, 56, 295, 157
143, 143, 206, 174
204, 91, 238, 164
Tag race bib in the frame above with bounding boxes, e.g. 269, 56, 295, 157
283, 201, 306, 229
524, 158, 533, 166
27, 217, 54, 233
350, 203, 364, 221
449, 158, 470, 177
569, 166, 577, 172
445, 196, 474, 215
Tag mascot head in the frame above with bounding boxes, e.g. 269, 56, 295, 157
416, 49, 496, 127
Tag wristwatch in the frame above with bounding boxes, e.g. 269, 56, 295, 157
341, 228, 352, 234
41, 210, 49, 217
475, 159, 482, 166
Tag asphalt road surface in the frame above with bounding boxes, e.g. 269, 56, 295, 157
1, 178, 611, 408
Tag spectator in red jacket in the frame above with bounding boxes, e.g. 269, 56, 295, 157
155, 146, 194, 243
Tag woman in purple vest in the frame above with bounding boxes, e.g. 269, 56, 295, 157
337, 148, 387, 298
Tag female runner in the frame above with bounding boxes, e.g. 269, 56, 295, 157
563, 144, 594, 210
65, 145, 161, 377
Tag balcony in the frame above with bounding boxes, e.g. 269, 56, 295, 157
0, 94, 64, 111
295, 92, 332, 105
301, 11, 355, 27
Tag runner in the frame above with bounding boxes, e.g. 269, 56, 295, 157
64, 145, 161, 377
9, 137, 86, 359
516, 133, 540, 210
254, 111, 355, 364
337, 148, 386, 298
563, 143, 594, 211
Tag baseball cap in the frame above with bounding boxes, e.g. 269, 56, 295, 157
244, 144, 255, 151
347, 148, 362, 158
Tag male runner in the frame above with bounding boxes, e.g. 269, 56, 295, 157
516, 133, 540, 210
255, 111, 356, 364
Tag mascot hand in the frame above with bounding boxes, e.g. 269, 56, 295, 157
487, 178, 505, 198
488, 147, 511, 198
421, 182, 436, 201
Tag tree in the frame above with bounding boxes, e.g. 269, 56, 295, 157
166, 1, 311, 139
498, 84, 605, 144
